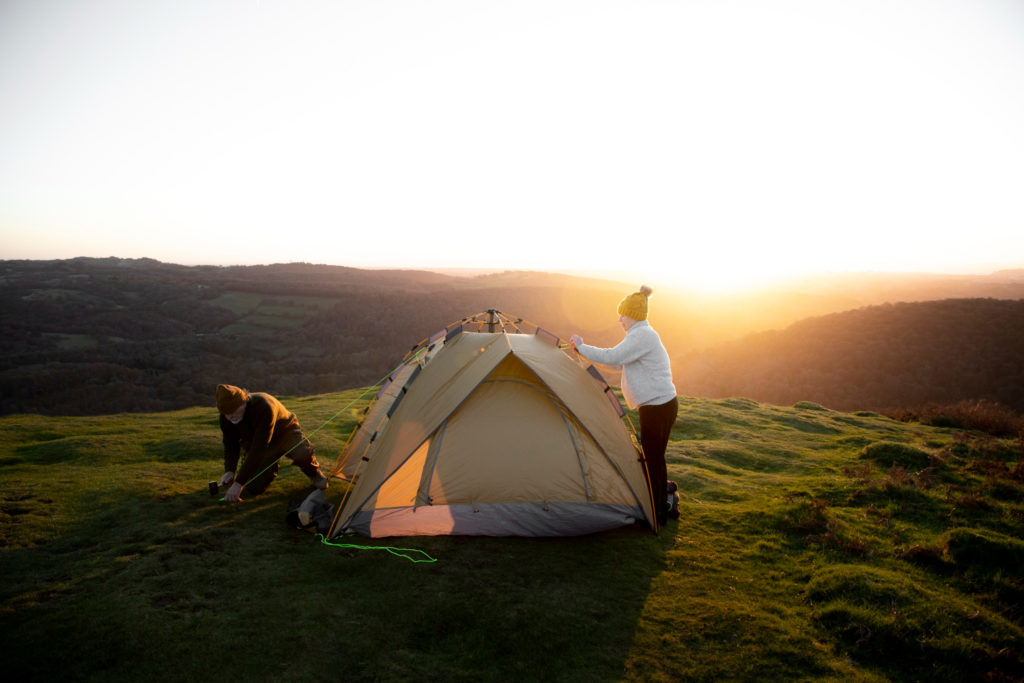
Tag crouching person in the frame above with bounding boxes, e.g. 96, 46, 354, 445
216, 384, 328, 503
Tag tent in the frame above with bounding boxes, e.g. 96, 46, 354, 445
326, 310, 658, 538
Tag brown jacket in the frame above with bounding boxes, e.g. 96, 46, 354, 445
220, 392, 302, 485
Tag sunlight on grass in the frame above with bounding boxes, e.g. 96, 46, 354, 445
1, 393, 1021, 680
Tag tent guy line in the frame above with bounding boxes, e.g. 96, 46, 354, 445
317, 534, 438, 564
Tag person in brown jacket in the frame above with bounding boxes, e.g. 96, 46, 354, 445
215, 384, 327, 503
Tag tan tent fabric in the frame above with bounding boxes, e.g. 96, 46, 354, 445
328, 314, 658, 537
333, 361, 418, 481
334, 333, 451, 480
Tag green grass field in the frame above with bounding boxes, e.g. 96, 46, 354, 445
1, 393, 1021, 681
211, 292, 342, 337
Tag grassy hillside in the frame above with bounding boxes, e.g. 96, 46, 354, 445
1, 393, 1022, 681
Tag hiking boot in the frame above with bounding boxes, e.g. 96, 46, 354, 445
665, 481, 680, 519
311, 473, 329, 490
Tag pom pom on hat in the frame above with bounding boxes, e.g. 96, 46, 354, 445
216, 384, 248, 414
617, 285, 653, 321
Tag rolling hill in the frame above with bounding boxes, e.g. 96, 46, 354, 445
1, 257, 1022, 416
676, 298, 1024, 412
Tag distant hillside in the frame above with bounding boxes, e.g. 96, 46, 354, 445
2, 257, 1023, 416
677, 298, 1024, 412
0, 258, 629, 415
781, 269, 1024, 305
653, 269, 1024, 350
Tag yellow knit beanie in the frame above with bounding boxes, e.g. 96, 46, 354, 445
216, 384, 248, 414
617, 285, 653, 321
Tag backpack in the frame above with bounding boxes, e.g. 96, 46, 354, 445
285, 489, 335, 534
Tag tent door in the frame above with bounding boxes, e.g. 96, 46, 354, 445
415, 420, 448, 507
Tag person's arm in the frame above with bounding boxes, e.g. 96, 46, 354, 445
220, 415, 241, 473
570, 334, 622, 370
576, 330, 648, 367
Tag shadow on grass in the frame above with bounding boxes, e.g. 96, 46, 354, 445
1, 481, 670, 682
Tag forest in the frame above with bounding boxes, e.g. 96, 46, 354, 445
1, 257, 1023, 416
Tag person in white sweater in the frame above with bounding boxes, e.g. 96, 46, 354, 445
570, 285, 678, 527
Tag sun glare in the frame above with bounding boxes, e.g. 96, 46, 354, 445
659, 262, 785, 294
631, 239, 806, 294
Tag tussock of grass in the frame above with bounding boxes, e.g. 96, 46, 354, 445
793, 401, 830, 411
945, 527, 1024, 573
1, 393, 1022, 680
859, 441, 933, 470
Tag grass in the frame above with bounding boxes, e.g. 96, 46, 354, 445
1, 393, 1022, 681
211, 292, 342, 336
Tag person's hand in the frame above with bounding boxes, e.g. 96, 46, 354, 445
570, 334, 583, 349
224, 481, 243, 503
219, 471, 235, 487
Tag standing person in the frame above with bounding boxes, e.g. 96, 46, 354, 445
215, 384, 328, 503
569, 285, 678, 527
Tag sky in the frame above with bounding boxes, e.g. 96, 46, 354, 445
1, 0, 1023, 291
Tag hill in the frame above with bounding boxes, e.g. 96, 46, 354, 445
677, 298, 1024, 412
2, 257, 1023, 416
0, 258, 628, 415
1, 393, 1021, 680
652, 269, 1024, 351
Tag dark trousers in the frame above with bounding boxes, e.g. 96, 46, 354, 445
243, 430, 320, 496
639, 397, 678, 526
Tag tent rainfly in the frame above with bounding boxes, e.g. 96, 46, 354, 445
327, 310, 658, 538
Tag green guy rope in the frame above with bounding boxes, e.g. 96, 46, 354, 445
318, 534, 437, 564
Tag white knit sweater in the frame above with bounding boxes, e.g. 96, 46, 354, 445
576, 321, 676, 409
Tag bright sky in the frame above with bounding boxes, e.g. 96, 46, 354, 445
2, 0, 1023, 291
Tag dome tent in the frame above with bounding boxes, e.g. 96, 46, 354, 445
327, 310, 658, 538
